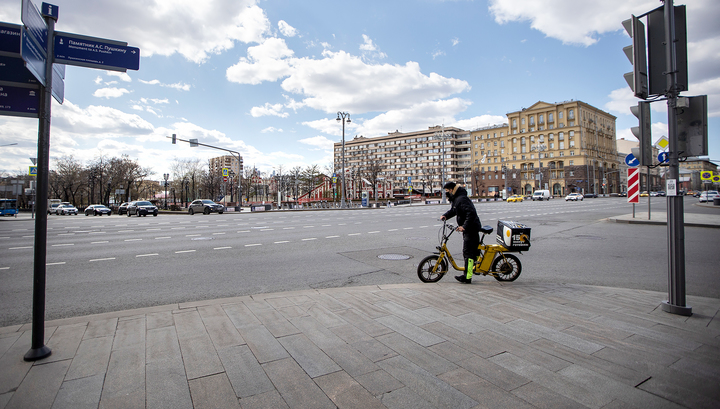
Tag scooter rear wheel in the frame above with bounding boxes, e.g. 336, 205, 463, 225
492, 253, 522, 281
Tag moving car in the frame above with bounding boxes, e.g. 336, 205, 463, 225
188, 199, 225, 215
127, 201, 158, 217
583, 192, 597, 198
56, 204, 78, 215
117, 202, 129, 215
640, 191, 649, 197
531, 190, 551, 201
699, 190, 719, 203
565, 193, 584, 201
506, 195, 523, 203
85, 204, 112, 216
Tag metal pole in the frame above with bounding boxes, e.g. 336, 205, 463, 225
337, 112, 350, 208
25, 12, 56, 362
661, 0, 690, 315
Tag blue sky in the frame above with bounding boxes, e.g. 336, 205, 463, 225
1, 0, 718, 179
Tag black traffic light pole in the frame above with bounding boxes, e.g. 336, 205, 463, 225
661, 0, 691, 316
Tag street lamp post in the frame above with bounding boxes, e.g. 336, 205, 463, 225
163, 173, 169, 210
502, 158, 508, 199
336, 112, 351, 208
530, 143, 547, 192
434, 125, 449, 203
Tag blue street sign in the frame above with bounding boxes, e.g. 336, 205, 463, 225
0, 55, 40, 85
658, 152, 669, 163
20, 27, 46, 86
21, 0, 47, 52
54, 32, 140, 71
51, 64, 63, 103
625, 153, 639, 167
0, 84, 40, 118
41, 3, 59, 20
0, 23, 22, 57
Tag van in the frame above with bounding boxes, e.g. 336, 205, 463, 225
531, 190, 551, 201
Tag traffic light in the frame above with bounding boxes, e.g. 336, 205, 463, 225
676, 95, 708, 157
172, 134, 176, 144
622, 16, 648, 99
630, 101, 652, 166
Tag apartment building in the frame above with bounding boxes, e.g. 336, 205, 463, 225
208, 155, 244, 179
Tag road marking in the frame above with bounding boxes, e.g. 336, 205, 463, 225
155, 237, 171, 240
89, 232, 106, 234
171, 227, 186, 230
419, 226, 429, 228
322, 224, 332, 227
52, 243, 74, 247
118, 230, 134, 233
125, 239, 143, 242
302, 238, 317, 241
274, 241, 289, 244
303, 226, 314, 228
388, 229, 398, 232
261, 229, 274, 231
58, 233, 75, 236
46, 262, 66, 266
283, 227, 295, 230
213, 232, 226, 235
245, 243, 262, 247
136, 253, 158, 257
91, 241, 109, 244
9, 246, 32, 250
237, 230, 250, 233
146, 228, 161, 231
186, 234, 201, 237
325, 235, 339, 239
214, 246, 232, 250
175, 250, 196, 254
0, 267, 9, 270
348, 233, 361, 236
89, 257, 115, 262
338, 223, 346, 226
403, 227, 414, 230
368, 231, 380, 234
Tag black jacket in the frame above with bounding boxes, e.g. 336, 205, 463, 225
442, 186, 481, 232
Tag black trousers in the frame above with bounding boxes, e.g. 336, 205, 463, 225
462, 230, 480, 260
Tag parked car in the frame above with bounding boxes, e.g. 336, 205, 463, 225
85, 204, 112, 216
117, 202, 130, 215
583, 192, 597, 198
127, 201, 158, 217
47, 202, 61, 215
188, 199, 225, 215
698, 190, 719, 203
565, 193, 584, 201
56, 204, 78, 215
506, 195, 523, 203
531, 190, 551, 201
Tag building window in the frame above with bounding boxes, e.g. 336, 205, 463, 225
521, 118, 526, 125
559, 111, 563, 119
570, 151, 575, 156
529, 116, 535, 125
512, 119, 517, 128
568, 109, 574, 119
539, 114, 544, 124
548, 113, 554, 123
569, 141, 575, 147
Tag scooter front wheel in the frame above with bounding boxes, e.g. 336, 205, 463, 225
492, 253, 522, 281
417, 255, 448, 283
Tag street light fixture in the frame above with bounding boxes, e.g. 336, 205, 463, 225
336, 112, 351, 208
434, 125, 449, 203
163, 173, 169, 210
530, 143, 547, 192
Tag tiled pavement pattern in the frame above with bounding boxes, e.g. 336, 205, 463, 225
1, 282, 719, 409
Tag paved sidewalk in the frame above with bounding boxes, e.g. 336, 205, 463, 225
1, 282, 719, 409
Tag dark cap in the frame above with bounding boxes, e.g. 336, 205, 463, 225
443, 182, 456, 190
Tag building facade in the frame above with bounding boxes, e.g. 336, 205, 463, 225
332, 100, 621, 198
209, 155, 244, 179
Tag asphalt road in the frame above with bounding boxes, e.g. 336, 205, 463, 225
1, 196, 718, 326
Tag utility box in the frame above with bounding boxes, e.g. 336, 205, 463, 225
496, 220, 531, 252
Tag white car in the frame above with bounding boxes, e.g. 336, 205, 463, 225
56, 204, 78, 215
698, 190, 719, 203
565, 193, 584, 201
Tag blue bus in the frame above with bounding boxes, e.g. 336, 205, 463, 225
0, 198, 18, 216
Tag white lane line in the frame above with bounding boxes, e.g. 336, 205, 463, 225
302, 238, 317, 241
146, 228, 161, 231
260, 229, 274, 231
89, 257, 115, 262
213, 232, 226, 235
155, 236, 171, 240
322, 224, 332, 227
89, 232, 106, 234
403, 227, 414, 230
348, 233, 361, 236
338, 223, 346, 226
118, 230, 134, 233
186, 234, 201, 237
171, 227, 186, 230
419, 226, 429, 228
274, 241, 289, 244
58, 233, 75, 236
22, 235, 33, 238
0, 267, 9, 270
388, 229, 398, 232
46, 262, 66, 266
52, 243, 75, 247
237, 230, 250, 233
325, 235, 339, 239
9, 246, 32, 250
245, 243, 262, 247
124, 239, 142, 242
368, 231, 380, 234
283, 227, 295, 230
175, 250, 196, 254
303, 226, 314, 228
91, 241, 109, 244
214, 246, 232, 250
136, 253, 158, 258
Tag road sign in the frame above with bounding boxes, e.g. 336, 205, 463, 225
658, 152, 669, 163
20, 27, 47, 86
29, 165, 38, 176
0, 84, 39, 118
0, 23, 22, 57
625, 153, 639, 167
627, 168, 640, 204
50, 63, 63, 102
222, 168, 228, 177
54, 32, 139, 72
0, 55, 40, 85
700, 171, 713, 181
21, 0, 47, 52
655, 135, 669, 150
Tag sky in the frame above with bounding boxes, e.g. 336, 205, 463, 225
1, 0, 718, 180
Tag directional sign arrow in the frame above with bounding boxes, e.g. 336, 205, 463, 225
625, 153, 640, 167
54, 32, 139, 72
658, 151, 669, 163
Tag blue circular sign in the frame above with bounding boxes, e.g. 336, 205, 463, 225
658, 152, 669, 163
625, 153, 639, 167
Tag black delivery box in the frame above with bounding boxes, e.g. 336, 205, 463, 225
496, 220, 531, 251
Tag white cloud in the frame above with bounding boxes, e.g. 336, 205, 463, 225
226, 38, 294, 84
106, 71, 132, 82
278, 20, 298, 37
451, 37, 460, 47
250, 103, 288, 118
298, 135, 334, 151
140, 79, 191, 91
93, 87, 131, 98
432, 50, 445, 60
360, 34, 377, 51
359, 35, 387, 60
261, 127, 284, 133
